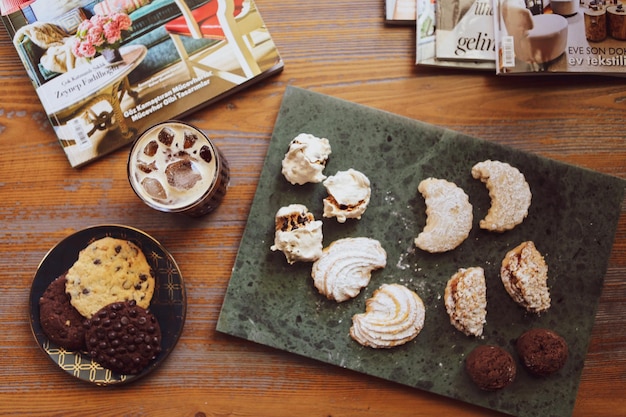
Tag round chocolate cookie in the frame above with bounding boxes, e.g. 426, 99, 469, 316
39, 273, 87, 351
516, 328, 568, 377
465, 345, 516, 391
84, 300, 162, 375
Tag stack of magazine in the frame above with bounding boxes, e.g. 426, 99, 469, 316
387, 0, 626, 75
2, 0, 283, 168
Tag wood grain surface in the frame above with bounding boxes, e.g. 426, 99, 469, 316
1, 1, 625, 416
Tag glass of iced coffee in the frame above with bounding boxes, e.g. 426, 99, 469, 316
128, 121, 230, 217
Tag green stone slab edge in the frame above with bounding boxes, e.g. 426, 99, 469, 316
217, 86, 626, 417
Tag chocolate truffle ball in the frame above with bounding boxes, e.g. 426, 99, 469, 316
516, 328, 568, 377
465, 345, 516, 391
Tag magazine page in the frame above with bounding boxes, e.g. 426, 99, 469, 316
2, 0, 283, 167
386, 0, 416, 24
494, 0, 626, 74
416, 0, 496, 69
435, 0, 496, 61
416, 0, 436, 58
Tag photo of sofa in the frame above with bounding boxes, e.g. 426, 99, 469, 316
8, 0, 217, 86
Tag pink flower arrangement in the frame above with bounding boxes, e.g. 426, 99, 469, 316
72, 12, 132, 59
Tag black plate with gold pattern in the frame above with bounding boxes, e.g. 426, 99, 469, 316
29, 224, 186, 386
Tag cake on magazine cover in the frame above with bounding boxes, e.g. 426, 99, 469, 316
494, 0, 626, 74
1, 0, 283, 167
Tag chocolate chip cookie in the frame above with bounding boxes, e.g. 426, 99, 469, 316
84, 300, 162, 375
65, 237, 155, 318
39, 273, 87, 351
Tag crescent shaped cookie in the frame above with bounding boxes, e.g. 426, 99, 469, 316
414, 178, 473, 253
311, 237, 386, 302
350, 283, 425, 348
444, 267, 487, 337
471, 160, 531, 232
500, 241, 550, 314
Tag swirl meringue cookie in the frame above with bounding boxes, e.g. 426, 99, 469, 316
500, 241, 550, 314
414, 177, 473, 253
281, 133, 332, 185
270, 204, 323, 264
322, 169, 371, 223
444, 267, 487, 337
311, 237, 387, 302
350, 283, 426, 349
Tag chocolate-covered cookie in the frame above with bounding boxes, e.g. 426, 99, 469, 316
465, 345, 516, 391
516, 328, 568, 377
84, 300, 161, 375
39, 273, 87, 351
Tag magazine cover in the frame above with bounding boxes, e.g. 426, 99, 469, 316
416, 0, 496, 69
1, 0, 284, 167
385, 0, 416, 24
494, 0, 626, 74
435, 0, 496, 61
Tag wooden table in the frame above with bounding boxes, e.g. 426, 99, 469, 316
0, 1, 624, 415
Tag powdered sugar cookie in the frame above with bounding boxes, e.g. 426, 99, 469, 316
414, 178, 473, 253
471, 160, 531, 232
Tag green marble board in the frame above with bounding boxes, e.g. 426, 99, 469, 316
216, 86, 625, 417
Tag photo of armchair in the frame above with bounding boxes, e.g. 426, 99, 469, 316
9, 0, 214, 87
165, 0, 264, 83
500, 0, 568, 70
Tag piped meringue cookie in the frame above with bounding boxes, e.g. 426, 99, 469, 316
281, 133, 332, 185
500, 241, 550, 314
444, 267, 487, 337
322, 169, 371, 223
350, 283, 426, 349
311, 237, 386, 302
270, 204, 323, 264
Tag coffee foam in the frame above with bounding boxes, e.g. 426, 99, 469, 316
129, 122, 219, 211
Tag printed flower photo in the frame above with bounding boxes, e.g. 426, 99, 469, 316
72, 12, 132, 59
